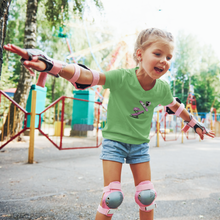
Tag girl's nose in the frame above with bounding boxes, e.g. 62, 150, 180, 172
160, 57, 167, 64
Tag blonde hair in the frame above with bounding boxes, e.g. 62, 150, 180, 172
133, 28, 174, 65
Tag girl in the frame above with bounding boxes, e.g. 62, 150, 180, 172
4, 28, 215, 220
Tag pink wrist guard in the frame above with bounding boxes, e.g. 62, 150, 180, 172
175, 103, 185, 116
182, 113, 209, 134
166, 97, 185, 116
68, 63, 100, 90
20, 49, 66, 77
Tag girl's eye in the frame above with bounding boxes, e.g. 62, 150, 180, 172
167, 57, 172, 60
155, 53, 160, 56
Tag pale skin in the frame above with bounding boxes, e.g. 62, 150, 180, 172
4, 42, 215, 220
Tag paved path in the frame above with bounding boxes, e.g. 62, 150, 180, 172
0, 135, 220, 220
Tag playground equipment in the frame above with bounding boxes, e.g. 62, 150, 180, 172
2, 18, 218, 165
0, 19, 137, 160
152, 104, 196, 147
210, 107, 220, 137
71, 90, 95, 136
1, 88, 218, 163
26, 84, 47, 129
185, 92, 198, 116
0, 90, 103, 158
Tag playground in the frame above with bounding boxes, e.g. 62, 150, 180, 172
1, 0, 220, 219
1, 41, 220, 219
0, 86, 220, 219
0, 133, 219, 220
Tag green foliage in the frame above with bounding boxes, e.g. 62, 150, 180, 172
192, 46, 220, 112
1, 0, 26, 89
35, 3, 112, 105
172, 31, 220, 113
45, 0, 69, 26
43, 0, 103, 27
2, 0, 107, 102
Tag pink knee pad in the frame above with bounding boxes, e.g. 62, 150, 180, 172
97, 181, 124, 217
135, 181, 157, 212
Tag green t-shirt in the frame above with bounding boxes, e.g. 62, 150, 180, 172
102, 67, 173, 144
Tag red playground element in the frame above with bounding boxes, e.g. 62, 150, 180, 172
186, 93, 197, 110
185, 93, 198, 116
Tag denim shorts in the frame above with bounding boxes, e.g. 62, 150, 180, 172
100, 138, 150, 164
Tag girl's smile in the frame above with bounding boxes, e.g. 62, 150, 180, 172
137, 39, 174, 81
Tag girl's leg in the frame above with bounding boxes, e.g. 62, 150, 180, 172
95, 160, 123, 220
130, 162, 154, 220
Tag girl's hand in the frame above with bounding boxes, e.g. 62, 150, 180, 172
196, 127, 215, 140
3, 44, 46, 72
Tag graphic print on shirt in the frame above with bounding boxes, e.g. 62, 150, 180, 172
130, 101, 151, 118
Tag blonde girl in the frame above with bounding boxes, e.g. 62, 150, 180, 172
4, 28, 215, 220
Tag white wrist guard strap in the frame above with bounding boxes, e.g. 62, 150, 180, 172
166, 97, 184, 116
182, 114, 209, 134
175, 103, 185, 117
68, 63, 100, 90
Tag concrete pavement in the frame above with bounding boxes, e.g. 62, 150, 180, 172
0, 135, 220, 220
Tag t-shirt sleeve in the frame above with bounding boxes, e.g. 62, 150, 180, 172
102, 69, 123, 90
160, 81, 174, 106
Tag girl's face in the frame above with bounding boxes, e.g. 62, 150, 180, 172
138, 39, 174, 80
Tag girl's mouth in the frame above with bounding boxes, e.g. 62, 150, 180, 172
154, 67, 163, 73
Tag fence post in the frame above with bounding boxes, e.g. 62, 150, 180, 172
28, 90, 37, 164
199, 117, 201, 142
156, 110, 160, 147
181, 120, 184, 143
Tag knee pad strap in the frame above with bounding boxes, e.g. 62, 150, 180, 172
135, 181, 157, 212
97, 181, 124, 217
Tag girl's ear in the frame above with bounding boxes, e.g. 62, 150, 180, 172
136, 48, 142, 62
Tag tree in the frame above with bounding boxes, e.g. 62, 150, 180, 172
192, 45, 220, 112
1, 0, 26, 90
172, 31, 200, 103
1, 0, 103, 140
172, 31, 220, 113
0, 0, 11, 80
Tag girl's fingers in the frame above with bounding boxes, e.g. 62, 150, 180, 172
4, 44, 46, 72
197, 129, 204, 140
11, 44, 29, 59
197, 127, 215, 139
3, 44, 16, 53
23, 59, 46, 72
206, 131, 215, 138
4, 44, 29, 60
200, 134, 204, 140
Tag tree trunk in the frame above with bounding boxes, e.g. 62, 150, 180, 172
51, 77, 56, 102
0, 0, 11, 79
1, 0, 38, 140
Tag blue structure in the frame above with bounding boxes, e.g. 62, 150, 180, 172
26, 85, 47, 128
71, 90, 95, 135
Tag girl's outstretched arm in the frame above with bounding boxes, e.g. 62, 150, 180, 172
3, 44, 106, 86
169, 102, 215, 140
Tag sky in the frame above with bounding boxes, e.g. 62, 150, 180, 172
91, 0, 220, 59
